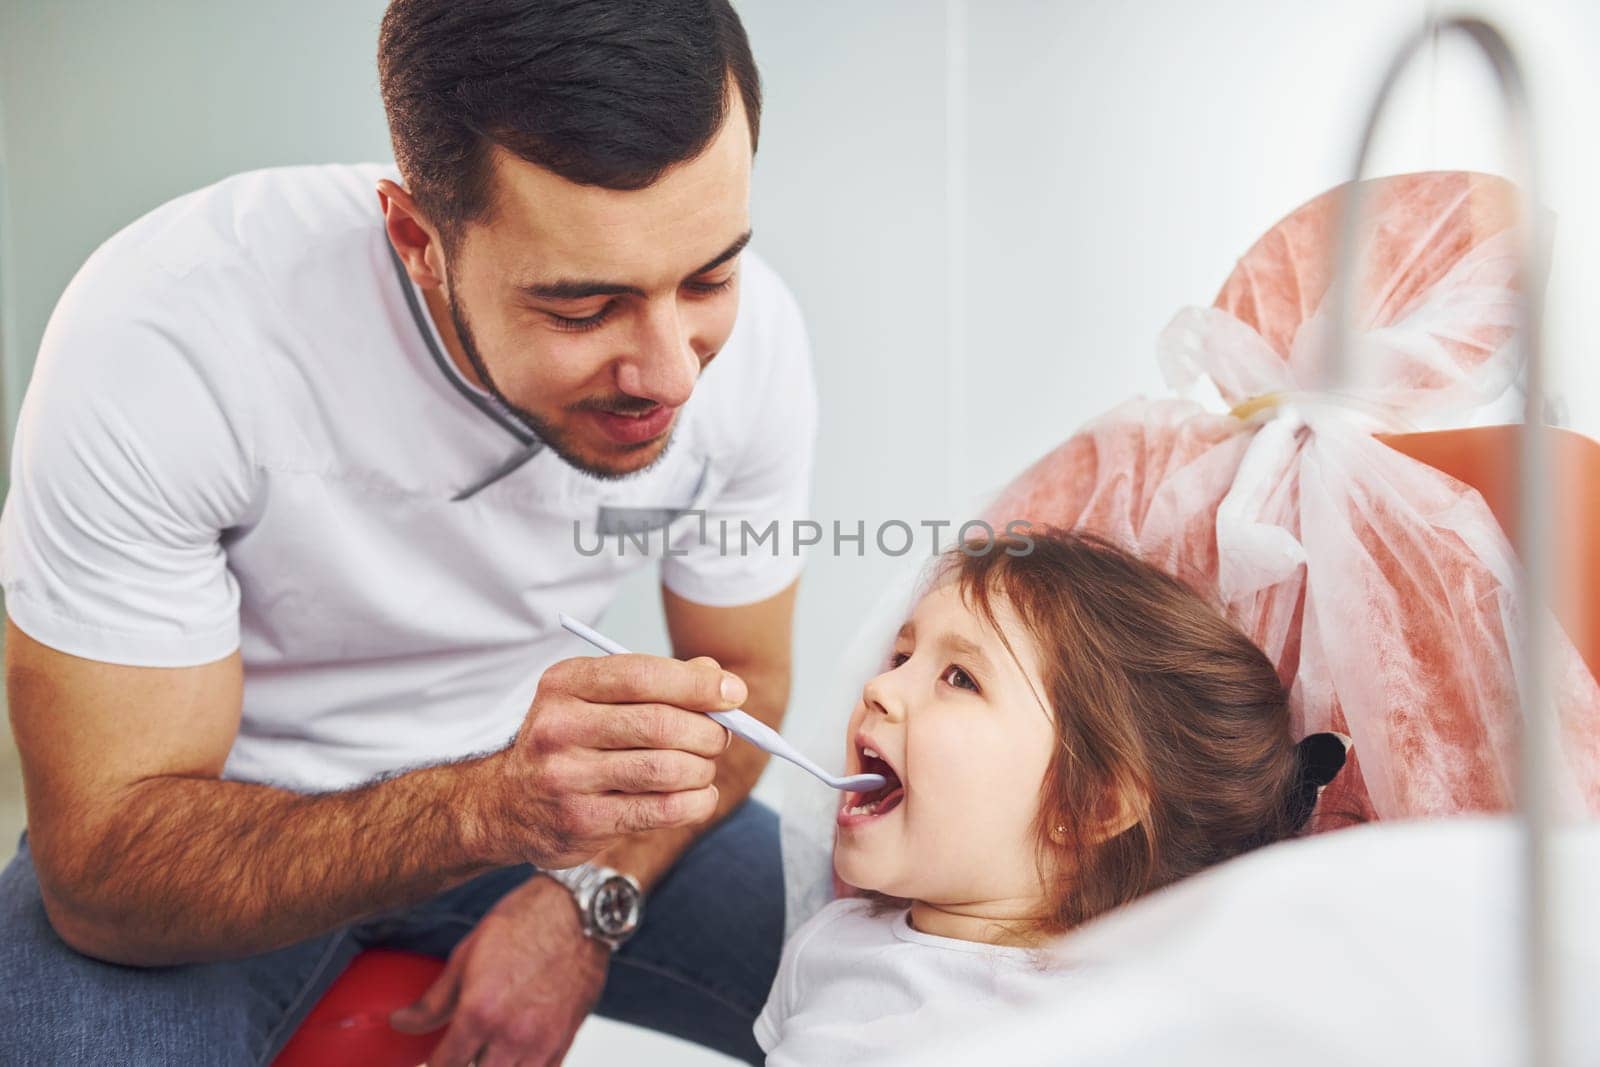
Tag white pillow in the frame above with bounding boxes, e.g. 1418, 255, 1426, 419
880, 817, 1600, 1066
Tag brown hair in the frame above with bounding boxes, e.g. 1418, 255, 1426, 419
938, 528, 1304, 935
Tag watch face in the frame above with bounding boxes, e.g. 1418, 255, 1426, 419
593, 877, 642, 938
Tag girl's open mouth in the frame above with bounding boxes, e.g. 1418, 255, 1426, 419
838, 744, 905, 824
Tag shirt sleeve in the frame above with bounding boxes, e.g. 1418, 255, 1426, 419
752, 972, 788, 1054
0, 277, 256, 667
661, 265, 819, 608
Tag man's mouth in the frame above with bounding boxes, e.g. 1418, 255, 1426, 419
585, 403, 678, 446
839, 741, 905, 822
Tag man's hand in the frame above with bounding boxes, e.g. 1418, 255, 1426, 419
391, 875, 607, 1067
475, 653, 743, 869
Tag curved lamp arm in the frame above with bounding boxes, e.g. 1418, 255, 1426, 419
1323, 17, 1558, 1067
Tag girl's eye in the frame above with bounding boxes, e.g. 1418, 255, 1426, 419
942, 664, 979, 693
886, 650, 909, 669
547, 303, 615, 332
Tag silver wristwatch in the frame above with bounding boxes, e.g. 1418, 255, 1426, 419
543, 864, 644, 950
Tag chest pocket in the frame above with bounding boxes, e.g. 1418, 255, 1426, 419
593, 452, 713, 538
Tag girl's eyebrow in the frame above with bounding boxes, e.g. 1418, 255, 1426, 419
897, 620, 997, 674
936, 633, 995, 674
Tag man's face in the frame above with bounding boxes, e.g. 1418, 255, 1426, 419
436, 96, 753, 480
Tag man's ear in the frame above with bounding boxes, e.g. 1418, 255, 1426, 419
377, 179, 447, 290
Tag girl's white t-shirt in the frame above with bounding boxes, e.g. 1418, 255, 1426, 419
756, 898, 1075, 1065
0, 163, 816, 792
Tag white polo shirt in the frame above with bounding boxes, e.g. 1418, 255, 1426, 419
0, 163, 817, 792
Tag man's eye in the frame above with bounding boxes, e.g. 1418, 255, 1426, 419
942, 665, 979, 693
685, 275, 735, 296
547, 303, 615, 332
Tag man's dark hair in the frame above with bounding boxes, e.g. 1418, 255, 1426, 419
378, 0, 762, 244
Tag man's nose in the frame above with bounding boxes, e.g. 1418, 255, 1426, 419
614, 299, 698, 407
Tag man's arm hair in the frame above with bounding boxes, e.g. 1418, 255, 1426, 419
66, 763, 504, 965
8, 621, 504, 966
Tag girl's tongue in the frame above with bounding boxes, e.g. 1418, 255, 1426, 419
843, 749, 905, 817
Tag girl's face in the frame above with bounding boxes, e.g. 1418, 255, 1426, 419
834, 580, 1059, 915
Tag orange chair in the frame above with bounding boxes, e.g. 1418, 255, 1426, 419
1379, 425, 1600, 684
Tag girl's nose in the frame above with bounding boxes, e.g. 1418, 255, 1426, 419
861, 672, 906, 723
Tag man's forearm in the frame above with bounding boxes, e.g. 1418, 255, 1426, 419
46, 754, 504, 966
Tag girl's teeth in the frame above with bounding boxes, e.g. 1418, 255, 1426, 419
864, 747, 879, 759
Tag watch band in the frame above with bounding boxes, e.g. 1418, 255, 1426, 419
544, 863, 644, 950
543, 863, 599, 898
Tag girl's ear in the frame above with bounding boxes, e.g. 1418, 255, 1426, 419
1089, 778, 1149, 845
1047, 779, 1148, 847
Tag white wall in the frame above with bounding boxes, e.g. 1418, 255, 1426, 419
0, 0, 396, 427
959, 0, 1600, 502
2, 2, 1598, 1064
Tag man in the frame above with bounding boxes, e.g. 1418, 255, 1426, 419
0, 1, 815, 1064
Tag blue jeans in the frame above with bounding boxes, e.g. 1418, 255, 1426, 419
0, 800, 783, 1066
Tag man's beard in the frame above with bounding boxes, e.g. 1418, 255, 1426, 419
445, 290, 674, 482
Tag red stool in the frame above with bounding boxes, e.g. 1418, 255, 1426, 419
273, 949, 445, 1067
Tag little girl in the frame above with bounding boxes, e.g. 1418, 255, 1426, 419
755, 528, 1344, 1064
